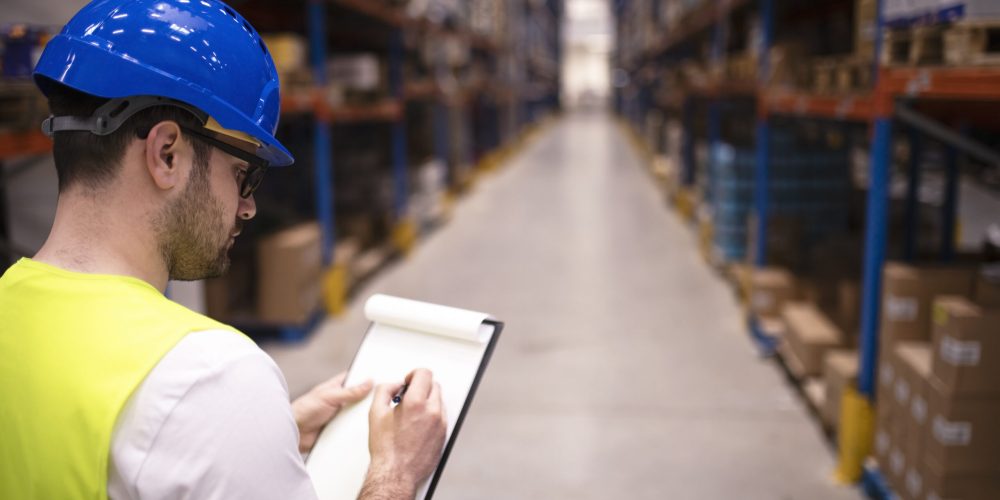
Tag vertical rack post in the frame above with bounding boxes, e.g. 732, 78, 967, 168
940, 124, 964, 262
682, 96, 696, 186
753, 0, 773, 268
389, 29, 408, 221
858, 116, 893, 398
858, 0, 890, 400
904, 126, 921, 261
308, 0, 333, 266
388, 28, 416, 254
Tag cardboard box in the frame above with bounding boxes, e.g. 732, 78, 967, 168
924, 376, 1000, 474
880, 263, 974, 347
903, 464, 925, 500
782, 303, 845, 377
894, 342, 933, 468
837, 279, 862, 338
256, 222, 322, 324
888, 443, 909, 495
855, 0, 878, 59
921, 455, 1000, 500
890, 348, 913, 456
973, 265, 1000, 309
822, 349, 859, 430
750, 267, 796, 319
874, 424, 893, 478
877, 354, 896, 426
931, 296, 1000, 395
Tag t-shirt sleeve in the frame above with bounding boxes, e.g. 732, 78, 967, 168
109, 329, 319, 500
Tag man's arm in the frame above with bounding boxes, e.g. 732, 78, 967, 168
359, 369, 447, 500
110, 330, 318, 500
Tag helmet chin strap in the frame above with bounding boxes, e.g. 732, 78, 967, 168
41, 95, 207, 137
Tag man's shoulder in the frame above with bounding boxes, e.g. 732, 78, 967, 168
168, 329, 273, 373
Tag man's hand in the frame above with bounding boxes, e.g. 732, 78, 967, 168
291, 372, 373, 454
360, 369, 447, 500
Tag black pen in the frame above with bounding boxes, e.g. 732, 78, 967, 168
392, 384, 409, 404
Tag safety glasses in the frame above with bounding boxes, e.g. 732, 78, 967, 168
179, 125, 269, 199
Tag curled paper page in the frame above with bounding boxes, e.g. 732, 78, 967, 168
307, 294, 500, 500
364, 294, 492, 343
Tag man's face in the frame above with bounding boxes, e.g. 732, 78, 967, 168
157, 145, 255, 281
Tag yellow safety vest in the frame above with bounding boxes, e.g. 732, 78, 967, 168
0, 258, 243, 499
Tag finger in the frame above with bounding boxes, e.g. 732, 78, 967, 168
318, 378, 372, 405
427, 381, 443, 415
328, 372, 348, 387
403, 368, 433, 404
371, 381, 405, 415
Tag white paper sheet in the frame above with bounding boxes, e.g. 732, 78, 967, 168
364, 294, 492, 343
306, 295, 496, 500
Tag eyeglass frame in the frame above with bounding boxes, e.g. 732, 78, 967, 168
177, 124, 269, 199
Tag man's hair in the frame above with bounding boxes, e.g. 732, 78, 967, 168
44, 81, 212, 192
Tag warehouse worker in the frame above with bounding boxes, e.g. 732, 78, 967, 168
0, 1, 445, 499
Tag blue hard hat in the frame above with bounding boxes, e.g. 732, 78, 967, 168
33, 0, 293, 167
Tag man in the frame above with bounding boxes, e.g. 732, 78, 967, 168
0, 1, 446, 498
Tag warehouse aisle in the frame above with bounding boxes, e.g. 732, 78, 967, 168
265, 112, 862, 500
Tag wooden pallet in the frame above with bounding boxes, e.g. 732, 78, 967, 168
883, 20, 1000, 66
834, 56, 874, 93
810, 56, 872, 94
882, 24, 947, 66
812, 58, 837, 94
944, 19, 1000, 66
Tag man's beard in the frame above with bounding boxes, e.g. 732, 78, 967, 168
156, 166, 241, 281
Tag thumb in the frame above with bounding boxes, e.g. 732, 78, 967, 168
319, 378, 373, 406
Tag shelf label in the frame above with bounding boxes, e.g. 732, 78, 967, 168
911, 396, 927, 424
904, 70, 932, 96
885, 295, 918, 322
876, 429, 890, 454
940, 336, 981, 366
933, 416, 972, 446
894, 378, 910, 404
880, 362, 894, 388
906, 469, 923, 497
890, 448, 905, 474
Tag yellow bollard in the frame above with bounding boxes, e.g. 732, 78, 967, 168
391, 218, 418, 256
834, 386, 876, 484
321, 264, 348, 316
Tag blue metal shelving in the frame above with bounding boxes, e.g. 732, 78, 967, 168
612, 1, 996, 497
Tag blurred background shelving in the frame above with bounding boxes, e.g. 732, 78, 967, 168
613, 1, 1000, 499
0, 0, 563, 340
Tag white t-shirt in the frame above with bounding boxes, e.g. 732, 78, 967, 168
107, 330, 320, 500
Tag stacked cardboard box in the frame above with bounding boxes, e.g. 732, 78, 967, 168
256, 222, 323, 324
822, 349, 859, 432
877, 297, 1000, 500
975, 265, 1000, 308
750, 267, 797, 320
879, 263, 975, 348
781, 303, 846, 378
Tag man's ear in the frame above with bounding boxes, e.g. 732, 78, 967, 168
144, 121, 186, 192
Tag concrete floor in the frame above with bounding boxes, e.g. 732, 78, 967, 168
264, 112, 864, 500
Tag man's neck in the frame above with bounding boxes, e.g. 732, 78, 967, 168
33, 188, 169, 291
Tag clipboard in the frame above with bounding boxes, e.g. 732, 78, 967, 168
305, 294, 503, 500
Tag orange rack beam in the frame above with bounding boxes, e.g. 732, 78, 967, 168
759, 89, 877, 122
330, 0, 405, 27
0, 130, 52, 160
281, 89, 402, 123
882, 67, 1000, 101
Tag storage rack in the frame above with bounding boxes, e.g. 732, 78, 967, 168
0, 1, 562, 341
0, 130, 52, 269
613, 1, 1000, 497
